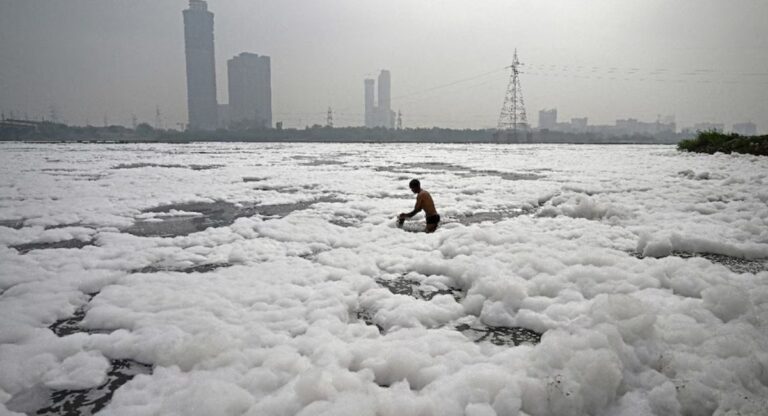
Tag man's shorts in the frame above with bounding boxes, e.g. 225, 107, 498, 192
426, 214, 441, 225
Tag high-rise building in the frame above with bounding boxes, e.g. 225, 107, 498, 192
364, 79, 375, 128
538, 109, 557, 130
364, 70, 395, 129
183, 0, 218, 131
227, 53, 272, 129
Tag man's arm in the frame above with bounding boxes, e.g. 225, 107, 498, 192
400, 194, 423, 218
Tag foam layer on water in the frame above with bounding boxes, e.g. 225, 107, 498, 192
1, 143, 767, 415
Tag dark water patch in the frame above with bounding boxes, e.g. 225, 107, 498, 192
367, 192, 412, 200
42, 168, 78, 172
463, 170, 544, 181
456, 323, 542, 346
451, 209, 528, 225
254, 185, 301, 194
243, 176, 267, 182
329, 218, 359, 228
355, 308, 382, 332
44, 223, 84, 230
372, 166, 422, 176
49, 293, 104, 337
562, 186, 651, 197
131, 262, 232, 274
75, 174, 105, 182
330, 152, 359, 158
675, 252, 766, 274
113, 162, 186, 169
127, 197, 345, 237
254, 184, 320, 194
376, 275, 463, 303
189, 164, 225, 171
0, 219, 25, 229
256, 196, 345, 219
12, 239, 94, 255
634, 251, 767, 274
29, 359, 153, 416
126, 201, 251, 237
300, 159, 345, 166
403, 162, 468, 172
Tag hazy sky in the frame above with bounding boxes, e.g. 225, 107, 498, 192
1, 0, 766, 131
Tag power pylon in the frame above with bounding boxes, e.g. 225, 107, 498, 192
155, 106, 163, 130
326, 107, 334, 128
496, 49, 528, 142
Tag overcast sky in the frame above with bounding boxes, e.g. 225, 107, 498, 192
1, 0, 766, 131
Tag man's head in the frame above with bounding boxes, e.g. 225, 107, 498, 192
409, 179, 421, 193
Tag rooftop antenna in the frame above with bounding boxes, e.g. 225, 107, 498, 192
496, 49, 529, 142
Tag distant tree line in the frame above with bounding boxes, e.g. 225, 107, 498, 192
1, 120, 690, 145
678, 131, 768, 156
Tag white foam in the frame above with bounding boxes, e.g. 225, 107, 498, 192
1, 143, 767, 415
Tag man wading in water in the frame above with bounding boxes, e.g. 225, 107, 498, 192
398, 179, 440, 233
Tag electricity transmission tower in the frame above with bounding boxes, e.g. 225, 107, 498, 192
155, 106, 163, 130
496, 49, 528, 143
326, 107, 334, 128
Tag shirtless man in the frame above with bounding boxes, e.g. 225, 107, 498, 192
398, 179, 440, 233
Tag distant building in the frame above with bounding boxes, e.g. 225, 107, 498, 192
732, 122, 757, 136
693, 122, 724, 133
227, 52, 272, 129
364, 79, 375, 128
614, 117, 675, 136
364, 70, 396, 129
183, 0, 219, 131
570, 117, 588, 133
538, 109, 557, 130
377, 70, 393, 127
217, 104, 230, 129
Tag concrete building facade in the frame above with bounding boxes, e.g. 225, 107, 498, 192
364, 70, 395, 129
183, 0, 219, 131
227, 52, 272, 129
538, 109, 557, 130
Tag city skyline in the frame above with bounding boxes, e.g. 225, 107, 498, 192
0, 0, 766, 132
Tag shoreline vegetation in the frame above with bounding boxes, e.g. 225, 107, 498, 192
678, 131, 768, 156
0, 120, 687, 144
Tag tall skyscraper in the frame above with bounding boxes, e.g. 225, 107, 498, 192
364, 70, 395, 129
183, 0, 218, 131
227, 53, 272, 129
364, 79, 375, 127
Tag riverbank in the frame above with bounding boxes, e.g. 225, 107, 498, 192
678, 131, 768, 156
